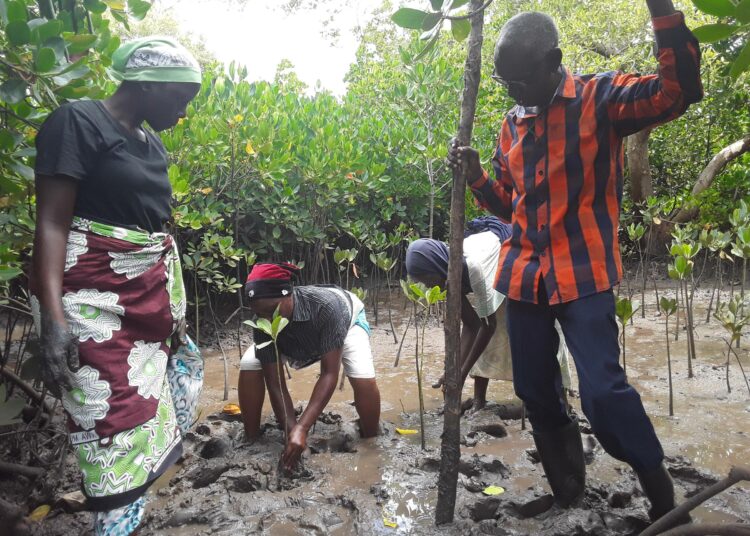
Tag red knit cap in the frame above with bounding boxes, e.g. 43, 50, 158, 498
245, 263, 300, 299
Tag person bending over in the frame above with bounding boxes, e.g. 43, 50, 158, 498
405, 218, 571, 411
238, 263, 381, 471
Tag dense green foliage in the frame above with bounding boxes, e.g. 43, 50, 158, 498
1, 0, 749, 329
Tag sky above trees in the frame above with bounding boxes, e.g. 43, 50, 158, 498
174, 0, 383, 95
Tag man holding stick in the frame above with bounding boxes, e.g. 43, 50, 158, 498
448, 0, 701, 526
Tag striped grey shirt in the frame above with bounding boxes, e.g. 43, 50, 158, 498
253, 286, 352, 369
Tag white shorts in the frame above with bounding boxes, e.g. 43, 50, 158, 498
240, 293, 375, 379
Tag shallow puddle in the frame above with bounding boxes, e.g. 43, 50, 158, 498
177, 289, 749, 533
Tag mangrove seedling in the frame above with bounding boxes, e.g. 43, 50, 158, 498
372, 251, 399, 343
333, 247, 358, 290
245, 306, 290, 447
705, 229, 732, 323
627, 222, 647, 318
401, 280, 447, 450
714, 296, 750, 396
730, 226, 750, 338
659, 297, 678, 416
668, 237, 701, 378
615, 296, 639, 381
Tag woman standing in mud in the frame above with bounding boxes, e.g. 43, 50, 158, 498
405, 218, 571, 411
238, 263, 381, 471
30, 37, 201, 535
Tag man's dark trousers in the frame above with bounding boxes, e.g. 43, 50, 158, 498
506, 282, 664, 473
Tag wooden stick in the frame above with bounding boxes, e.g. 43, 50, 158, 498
436, 0, 486, 525
0, 367, 53, 414
0, 460, 45, 479
639, 466, 750, 536
657, 524, 750, 536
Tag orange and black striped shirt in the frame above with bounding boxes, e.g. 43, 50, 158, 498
470, 12, 702, 304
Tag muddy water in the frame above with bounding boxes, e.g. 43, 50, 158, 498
177, 289, 749, 534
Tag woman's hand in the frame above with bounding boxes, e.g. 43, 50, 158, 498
38, 310, 79, 398
170, 316, 188, 354
281, 424, 308, 471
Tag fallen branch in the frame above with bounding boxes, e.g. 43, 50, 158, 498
0, 460, 46, 479
0, 367, 54, 414
639, 466, 750, 536
0, 496, 25, 522
658, 524, 750, 536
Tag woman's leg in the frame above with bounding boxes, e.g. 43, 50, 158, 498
238, 346, 266, 441
94, 496, 146, 536
349, 377, 381, 437
341, 322, 380, 437
473, 377, 489, 410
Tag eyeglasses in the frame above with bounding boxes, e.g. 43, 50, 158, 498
491, 58, 550, 89
491, 70, 537, 89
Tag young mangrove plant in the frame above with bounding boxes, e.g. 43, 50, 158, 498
333, 247, 358, 290
372, 251, 399, 343
615, 296, 639, 381
659, 297, 678, 416
245, 306, 290, 449
668, 232, 701, 378
401, 280, 447, 450
627, 222, 647, 318
730, 225, 750, 346
714, 296, 750, 396
705, 229, 732, 323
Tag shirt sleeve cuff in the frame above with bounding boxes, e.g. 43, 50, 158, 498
652, 10, 684, 31
469, 169, 489, 190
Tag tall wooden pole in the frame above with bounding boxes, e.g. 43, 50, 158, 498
435, 0, 485, 524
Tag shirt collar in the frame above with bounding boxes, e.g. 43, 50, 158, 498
511, 66, 576, 121
291, 288, 311, 322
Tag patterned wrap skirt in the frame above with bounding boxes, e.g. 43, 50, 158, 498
30, 217, 186, 511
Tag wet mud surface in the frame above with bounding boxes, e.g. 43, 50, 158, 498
19, 289, 750, 534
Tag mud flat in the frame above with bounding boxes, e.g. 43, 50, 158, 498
20, 289, 750, 534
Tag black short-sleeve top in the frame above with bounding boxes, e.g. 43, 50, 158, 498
34, 100, 172, 233
253, 286, 353, 369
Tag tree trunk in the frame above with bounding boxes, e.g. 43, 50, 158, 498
436, 0, 485, 525
645, 136, 750, 255
627, 128, 654, 205
672, 136, 750, 224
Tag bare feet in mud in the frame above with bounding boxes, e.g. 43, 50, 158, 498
460, 398, 487, 415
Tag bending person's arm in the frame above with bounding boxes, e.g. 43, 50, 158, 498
459, 296, 497, 385
281, 348, 342, 471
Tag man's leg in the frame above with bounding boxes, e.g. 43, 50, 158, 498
554, 290, 663, 472
555, 290, 685, 523
342, 323, 380, 438
507, 286, 585, 507
238, 345, 266, 441
506, 295, 567, 429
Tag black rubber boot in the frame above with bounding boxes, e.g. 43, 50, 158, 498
532, 419, 586, 507
637, 464, 692, 526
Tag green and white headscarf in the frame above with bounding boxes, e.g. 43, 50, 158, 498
111, 36, 201, 84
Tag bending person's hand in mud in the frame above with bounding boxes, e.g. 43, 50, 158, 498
282, 424, 308, 471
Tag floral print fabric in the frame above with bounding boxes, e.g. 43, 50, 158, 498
30, 217, 186, 508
